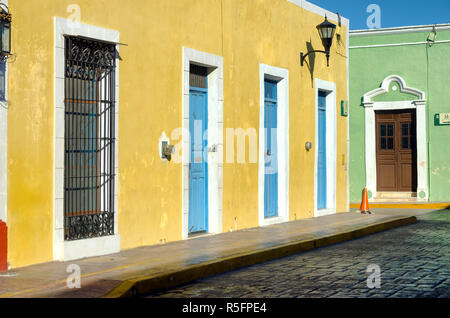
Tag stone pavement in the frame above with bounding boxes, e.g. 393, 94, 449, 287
148, 210, 450, 298
0, 208, 435, 298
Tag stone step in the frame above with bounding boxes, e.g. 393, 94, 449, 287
374, 192, 417, 199
370, 198, 418, 203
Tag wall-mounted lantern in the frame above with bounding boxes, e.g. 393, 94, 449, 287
300, 16, 336, 67
161, 141, 175, 161
0, 4, 11, 60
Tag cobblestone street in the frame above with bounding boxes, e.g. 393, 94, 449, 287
148, 210, 450, 298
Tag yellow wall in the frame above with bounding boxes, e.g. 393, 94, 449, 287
7, 0, 348, 268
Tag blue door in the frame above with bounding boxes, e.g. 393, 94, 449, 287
189, 87, 208, 234
317, 91, 327, 210
264, 80, 278, 218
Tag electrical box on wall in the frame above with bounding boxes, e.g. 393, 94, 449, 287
434, 113, 450, 126
341, 100, 348, 117
161, 141, 175, 161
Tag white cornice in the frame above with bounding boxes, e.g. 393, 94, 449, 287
350, 40, 450, 49
287, 0, 349, 27
350, 23, 450, 37
363, 75, 425, 104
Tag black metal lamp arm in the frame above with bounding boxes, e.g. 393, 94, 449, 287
300, 50, 330, 67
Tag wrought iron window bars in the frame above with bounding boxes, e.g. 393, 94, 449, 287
64, 36, 116, 241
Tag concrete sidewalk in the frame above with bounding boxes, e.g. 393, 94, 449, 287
0, 209, 436, 298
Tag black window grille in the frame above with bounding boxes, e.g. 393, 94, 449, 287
189, 64, 208, 88
0, 61, 5, 101
64, 36, 116, 241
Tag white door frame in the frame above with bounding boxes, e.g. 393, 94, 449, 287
181, 47, 223, 239
0, 67, 6, 225
314, 78, 337, 217
258, 64, 289, 227
0, 0, 8, 224
362, 75, 428, 201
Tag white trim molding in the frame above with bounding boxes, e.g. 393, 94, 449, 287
258, 64, 290, 227
0, 0, 8, 224
54, 17, 120, 261
351, 23, 450, 37
0, 99, 6, 224
182, 47, 223, 240
0, 83, 6, 225
350, 40, 450, 50
363, 75, 428, 201
363, 75, 425, 103
346, 18, 351, 213
287, 0, 349, 27
314, 79, 337, 217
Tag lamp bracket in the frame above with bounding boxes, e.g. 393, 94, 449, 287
0, 4, 11, 22
300, 50, 330, 67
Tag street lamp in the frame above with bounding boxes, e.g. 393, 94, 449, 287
0, 4, 11, 59
301, 16, 336, 67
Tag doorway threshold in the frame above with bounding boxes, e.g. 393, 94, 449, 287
371, 192, 417, 203
187, 231, 213, 240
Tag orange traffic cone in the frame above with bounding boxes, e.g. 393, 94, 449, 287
359, 188, 372, 215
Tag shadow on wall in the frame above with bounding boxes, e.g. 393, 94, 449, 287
305, 40, 316, 88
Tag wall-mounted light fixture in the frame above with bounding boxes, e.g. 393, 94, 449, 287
300, 16, 336, 67
427, 25, 437, 47
341, 100, 348, 117
0, 4, 11, 61
305, 141, 312, 151
161, 141, 175, 161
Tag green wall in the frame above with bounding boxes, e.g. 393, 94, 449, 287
349, 28, 450, 202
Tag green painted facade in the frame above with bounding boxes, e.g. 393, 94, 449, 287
349, 25, 450, 202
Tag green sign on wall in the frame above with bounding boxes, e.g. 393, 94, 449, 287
434, 113, 450, 126
341, 100, 348, 117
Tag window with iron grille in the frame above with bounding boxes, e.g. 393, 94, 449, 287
0, 60, 5, 101
64, 36, 116, 241
189, 64, 208, 88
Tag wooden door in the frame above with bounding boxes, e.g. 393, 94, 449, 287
375, 110, 417, 192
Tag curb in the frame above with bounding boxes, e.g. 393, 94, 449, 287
349, 203, 450, 210
103, 216, 417, 298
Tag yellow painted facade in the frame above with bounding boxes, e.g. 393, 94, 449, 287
5, 0, 349, 268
